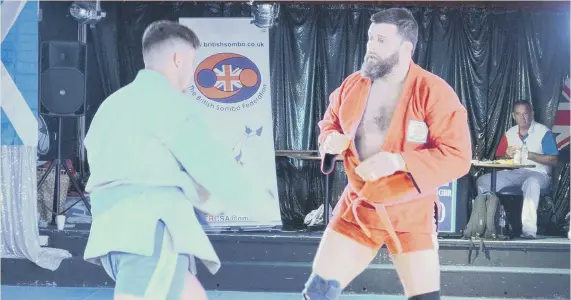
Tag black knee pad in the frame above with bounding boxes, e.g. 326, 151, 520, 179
408, 290, 440, 300
301, 273, 342, 300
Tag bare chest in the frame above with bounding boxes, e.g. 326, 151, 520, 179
354, 83, 404, 160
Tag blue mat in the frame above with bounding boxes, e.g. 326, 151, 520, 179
0, 286, 535, 300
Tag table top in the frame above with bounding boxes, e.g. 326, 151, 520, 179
471, 160, 535, 169
274, 153, 537, 167
275, 150, 343, 161
275, 150, 318, 156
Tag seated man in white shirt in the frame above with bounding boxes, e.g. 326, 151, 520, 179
477, 100, 558, 239
83, 20, 275, 300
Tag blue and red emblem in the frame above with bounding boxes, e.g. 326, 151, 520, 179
194, 53, 261, 104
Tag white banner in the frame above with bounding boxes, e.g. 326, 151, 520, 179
179, 17, 281, 228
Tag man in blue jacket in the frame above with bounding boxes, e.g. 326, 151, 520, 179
83, 20, 275, 300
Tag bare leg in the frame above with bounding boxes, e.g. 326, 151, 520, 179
108, 221, 204, 300
114, 272, 207, 300
392, 233, 440, 298
181, 271, 208, 300
392, 249, 440, 297
310, 228, 377, 289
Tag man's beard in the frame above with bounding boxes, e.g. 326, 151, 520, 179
360, 51, 399, 80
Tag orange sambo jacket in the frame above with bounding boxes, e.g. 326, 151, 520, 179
318, 62, 472, 240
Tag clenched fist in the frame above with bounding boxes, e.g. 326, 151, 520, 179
320, 132, 351, 155
355, 152, 407, 181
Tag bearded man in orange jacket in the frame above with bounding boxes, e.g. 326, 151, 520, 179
302, 7, 472, 300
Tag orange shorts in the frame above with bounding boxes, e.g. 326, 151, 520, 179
329, 203, 439, 254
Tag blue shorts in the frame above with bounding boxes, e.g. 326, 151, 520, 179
100, 220, 195, 299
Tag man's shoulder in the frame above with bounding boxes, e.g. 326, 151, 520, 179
410, 64, 463, 112
339, 71, 367, 91
326, 72, 367, 104
111, 81, 187, 111
506, 125, 518, 134
414, 65, 456, 96
90, 89, 126, 120
505, 123, 551, 136
344, 71, 365, 81
100, 82, 138, 107
532, 122, 551, 133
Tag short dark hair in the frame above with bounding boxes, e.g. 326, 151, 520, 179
370, 8, 418, 54
513, 100, 533, 112
142, 20, 200, 55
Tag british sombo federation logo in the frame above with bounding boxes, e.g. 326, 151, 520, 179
194, 53, 261, 104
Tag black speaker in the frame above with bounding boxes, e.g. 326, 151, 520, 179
39, 41, 87, 116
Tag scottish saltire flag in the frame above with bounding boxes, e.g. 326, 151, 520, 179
1, 0, 39, 147
552, 77, 570, 163
0, 0, 71, 273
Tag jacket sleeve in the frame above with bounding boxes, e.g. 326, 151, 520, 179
317, 87, 343, 174
318, 87, 344, 145
360, 83, 472, 199
495, 135, 508, 158
154, 102, 277, 222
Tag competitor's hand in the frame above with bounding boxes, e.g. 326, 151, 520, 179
355, 152, 406, 181
321, 132, 351, 155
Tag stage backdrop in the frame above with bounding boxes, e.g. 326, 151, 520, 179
179, 17, 281, 228
83, 2, 570, 233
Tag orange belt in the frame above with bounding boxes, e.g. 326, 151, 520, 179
351, 196, 403, 253
349, 188, 427, 254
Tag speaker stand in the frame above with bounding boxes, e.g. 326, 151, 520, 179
37, 116, 91, 224
76, 23, 89, 185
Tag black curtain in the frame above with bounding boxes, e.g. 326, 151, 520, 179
88, 2, 570, 232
